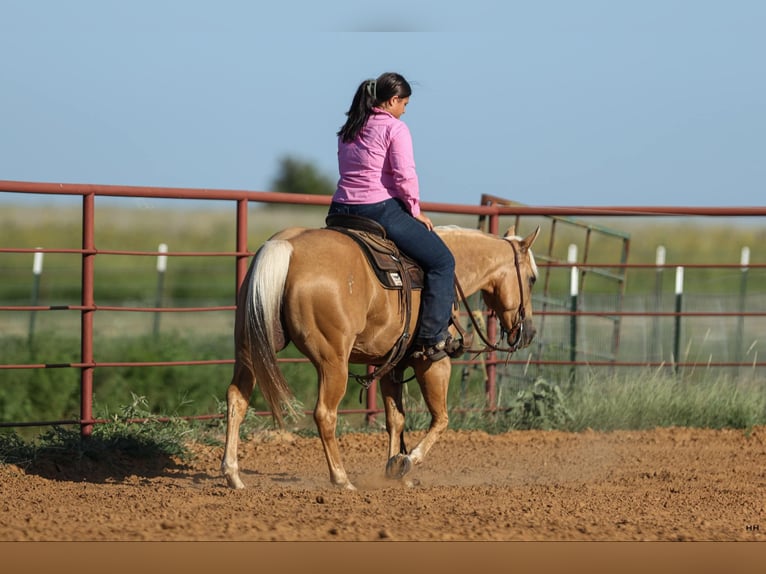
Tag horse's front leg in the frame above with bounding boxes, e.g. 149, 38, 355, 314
406, 357, 452, 469
314, 362, 356, 490
379, 370, 411, 480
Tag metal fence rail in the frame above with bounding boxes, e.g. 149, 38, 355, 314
2, 179, 765, 436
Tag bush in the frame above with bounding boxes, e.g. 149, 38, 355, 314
506, 378, 573, 430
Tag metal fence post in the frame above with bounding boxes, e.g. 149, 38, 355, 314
365, 365, 377, 426
673, 266, 684, 376
568, 244, 578, 384
736, 246, 750, 374
152, 243, 168, 337
81, 194, 96, 437
651, 245, 665, 362
235, 198, 249, 292
28, 248, 44, 345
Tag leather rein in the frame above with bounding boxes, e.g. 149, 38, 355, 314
451, 237, 528, 355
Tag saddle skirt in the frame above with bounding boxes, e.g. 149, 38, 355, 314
324, 214, 424, 290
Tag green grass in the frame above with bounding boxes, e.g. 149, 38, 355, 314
561, 370, 766, 431
396, 372, 766, 436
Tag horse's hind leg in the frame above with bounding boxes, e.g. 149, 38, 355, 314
221, 362, 254, 489
313, 362, 356, 490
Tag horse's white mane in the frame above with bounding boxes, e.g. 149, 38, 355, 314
435, 225, 538, 277
435, 224, 524, 241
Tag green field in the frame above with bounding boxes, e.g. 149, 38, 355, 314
2, 201, 765, 434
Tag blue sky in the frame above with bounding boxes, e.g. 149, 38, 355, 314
1, 0, 763, 207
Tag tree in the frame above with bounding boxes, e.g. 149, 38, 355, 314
271, 155, 335, 196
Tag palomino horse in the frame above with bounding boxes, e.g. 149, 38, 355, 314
221, 223, 540, 490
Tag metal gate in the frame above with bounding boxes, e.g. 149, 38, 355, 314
478, 194, 630, 381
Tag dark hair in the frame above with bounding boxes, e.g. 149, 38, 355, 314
337, 72, 412, 143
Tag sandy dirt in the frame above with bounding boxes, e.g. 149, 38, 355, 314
1, 426, 765, 541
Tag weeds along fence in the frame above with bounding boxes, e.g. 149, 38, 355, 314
1, 179, 766, 437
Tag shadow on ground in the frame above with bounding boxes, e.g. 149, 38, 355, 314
0, 430, 191, 483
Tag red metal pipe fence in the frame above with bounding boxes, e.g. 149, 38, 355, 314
2, 179, 766, 436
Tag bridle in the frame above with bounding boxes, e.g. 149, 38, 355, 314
452, 237, 529, 355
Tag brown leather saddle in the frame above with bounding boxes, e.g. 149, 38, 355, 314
324, 213, 424, 291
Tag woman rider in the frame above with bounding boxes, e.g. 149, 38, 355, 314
328, 72, 461, 362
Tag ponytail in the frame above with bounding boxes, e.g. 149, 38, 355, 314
337, 72, 412, 143
337, 79, 377, 143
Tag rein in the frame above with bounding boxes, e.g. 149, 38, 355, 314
452, 238, 527, 355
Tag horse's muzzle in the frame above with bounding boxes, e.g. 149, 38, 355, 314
507, 317, 536, 351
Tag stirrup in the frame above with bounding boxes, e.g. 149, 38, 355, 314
444, 336, 466, 358
410, 336, 465, 362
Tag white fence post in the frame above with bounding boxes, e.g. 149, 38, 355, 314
736, 246, 750, 372
568, 244, 578, 382
153, 243, 168, 337
673, 266, 684, 374
28, 248, 44, 343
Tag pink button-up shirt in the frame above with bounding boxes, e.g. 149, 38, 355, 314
334, 108, 421, 217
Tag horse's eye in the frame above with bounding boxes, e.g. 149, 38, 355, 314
529, 276, 536, 287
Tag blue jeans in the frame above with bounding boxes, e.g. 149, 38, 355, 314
328, 199, 456, 346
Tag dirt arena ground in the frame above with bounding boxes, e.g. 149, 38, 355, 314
1, 426, 765, 542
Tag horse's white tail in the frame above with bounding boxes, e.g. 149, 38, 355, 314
240, 239, 297, 427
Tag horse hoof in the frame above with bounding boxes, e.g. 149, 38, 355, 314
385, 454, 412, 479
224, 475, 246, 490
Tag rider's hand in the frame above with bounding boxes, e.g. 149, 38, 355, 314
415, 212, 434, 231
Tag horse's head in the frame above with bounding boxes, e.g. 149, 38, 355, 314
481, 225, 541, 351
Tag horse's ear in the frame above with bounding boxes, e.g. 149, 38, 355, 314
504, 225, 516, 238
520, 226, 541, 251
